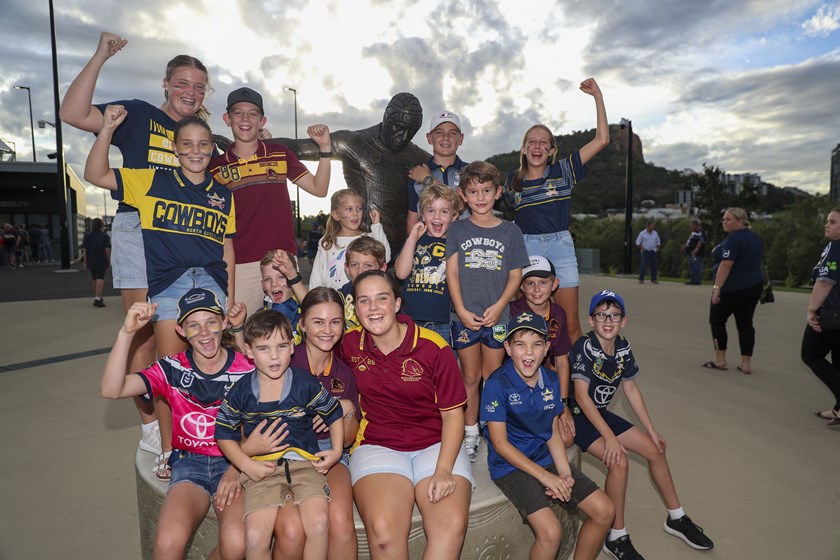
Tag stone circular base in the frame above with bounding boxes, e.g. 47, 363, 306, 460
136, 445, 581, 559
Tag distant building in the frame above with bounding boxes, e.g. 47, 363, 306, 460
722, 172, 767, 196
831, 144, 840, 202
0, 161, 87, 259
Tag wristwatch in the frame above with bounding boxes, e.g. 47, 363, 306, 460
422, 175, 434, 188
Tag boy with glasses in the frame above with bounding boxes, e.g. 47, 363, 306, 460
571, 290, 714, 560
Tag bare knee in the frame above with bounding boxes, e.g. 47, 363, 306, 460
584, 492, 616, 527
217, 526, 246, 560
364, 516, 404, 553
244, 524, 273, 553
329, 507, 357, 545
154, 526, 189, 560
303, 506, 330, 539
535, 518, 562, 550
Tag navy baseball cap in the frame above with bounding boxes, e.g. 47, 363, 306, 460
506, 311, 549, 340
226, 87, 264, 114
177, 288, 224, 324
522, 255, 556, 281
588, 290, 626, 315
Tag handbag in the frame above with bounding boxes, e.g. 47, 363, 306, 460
759, 281, 774, 304
818, 307, 840, 330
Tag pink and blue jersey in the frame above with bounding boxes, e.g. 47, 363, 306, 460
138, 349, 255, 456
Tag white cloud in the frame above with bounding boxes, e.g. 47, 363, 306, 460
802, 3, 840, 36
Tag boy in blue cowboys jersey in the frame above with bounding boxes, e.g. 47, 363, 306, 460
216, 310, 343, 560
405, 110, 469, 234
481, 312, 613, 560
571, 291, 714, 559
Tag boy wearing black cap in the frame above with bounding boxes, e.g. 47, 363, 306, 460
481, 311, 614, 560
510, 255, 575, 441
209, 86, 333, 315
571, 290, 714, 559
100, 288, 255, 558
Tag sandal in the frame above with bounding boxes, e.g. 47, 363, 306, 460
736, 365, 752, 375
814, 409, 838, 420
702, 361, 727, 371
154, 451, 172, 481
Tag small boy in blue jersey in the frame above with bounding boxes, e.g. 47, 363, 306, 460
572, 290, 714, 559
481, 312, 613, 560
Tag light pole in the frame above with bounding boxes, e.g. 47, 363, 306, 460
14, 85, 36, 162
619, 118, 633, 275
284, 86, 301, 238
48, 0, 71, 269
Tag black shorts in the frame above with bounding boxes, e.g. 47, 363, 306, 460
493, 463, 599, 520
90, 269, 106, 280
573, 409, 634, 452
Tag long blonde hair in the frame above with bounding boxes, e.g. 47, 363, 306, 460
511, 124, 557, 192
320, 189, 366, 250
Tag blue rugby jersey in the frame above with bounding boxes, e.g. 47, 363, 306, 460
114, 168, 236, 297
570, 332, 639, 411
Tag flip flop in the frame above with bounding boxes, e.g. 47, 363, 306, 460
736, 366, 752, 375
702, 361, 727, 370
814, 410, 837, 420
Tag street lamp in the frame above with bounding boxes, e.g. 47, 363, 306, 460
14, 85, 36, 162
38, 120, 56, 129
284, 86, 301, 238
48, 0, 71, 269
619, 118, 633, 275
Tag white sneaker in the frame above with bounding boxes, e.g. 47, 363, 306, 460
139, 420, 162, 454
463, 433, 479, 462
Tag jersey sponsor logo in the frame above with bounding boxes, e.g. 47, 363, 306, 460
401, 358, 423, 381
593, 385, 616, 406
151, 200, 229, 242
180, 411, 217, 445
508, 392, 522, 405
722, 249, 730, 258
544, 403, 555, 410
484, 400, 499, 413
465, 248, 502, 271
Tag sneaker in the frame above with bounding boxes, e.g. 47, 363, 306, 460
603, 535, 646, 560
462, 433, 479, 463
664, 515, 714, 550
94, 299, 106, 307
139, 421, 162, 454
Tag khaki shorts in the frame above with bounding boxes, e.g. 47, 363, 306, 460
240, 460, 330, 517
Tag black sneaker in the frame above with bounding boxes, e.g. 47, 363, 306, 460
664, 515, 714, 550
93, 299, 106, 308
603, 535, 646, 560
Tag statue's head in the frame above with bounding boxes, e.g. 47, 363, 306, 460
380, 92, 423, 151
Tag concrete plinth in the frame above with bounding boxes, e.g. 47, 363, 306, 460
136, 446, 581, 559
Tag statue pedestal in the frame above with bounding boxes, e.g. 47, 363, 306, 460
136, 446, 581, 559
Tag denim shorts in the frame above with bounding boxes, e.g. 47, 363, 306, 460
111, 211, 148, 290
418, 320, 453, 346
349, 442, 474, 489
317, 436, 351, 467
151, 268, 227, 322
168, 449, 232, 498
524, 230, 579, 288
451, 321, 506, 350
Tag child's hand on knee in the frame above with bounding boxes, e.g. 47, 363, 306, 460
214, 466, 243, 511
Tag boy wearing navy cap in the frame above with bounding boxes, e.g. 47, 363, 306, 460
210, 86, 333, 315
510, 255, 575, 442
571, 290, 714, 559
481, 312, 614, 560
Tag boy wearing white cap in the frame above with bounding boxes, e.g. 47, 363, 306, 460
405, 110, 469, 233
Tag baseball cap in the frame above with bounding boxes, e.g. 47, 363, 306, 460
522, 255, 556, 281
177, 288, 224, 324
588, 290, 626, 316
429, 111, 461, 133
505, 311, 549, 340
226, 87, 264, 114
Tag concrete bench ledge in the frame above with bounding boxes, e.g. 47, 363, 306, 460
136, 446, 581, 559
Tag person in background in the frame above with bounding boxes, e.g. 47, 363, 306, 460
83, 217, 111, 307
685, 219, 705, 285
636, 221, 661, 284
704, 208, 764, 374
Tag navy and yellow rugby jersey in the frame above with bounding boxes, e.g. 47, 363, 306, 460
215, 367, 343, 461
503, 152, 587, 235
570, 332, 639, 411
94, 99, 179, 213
114, 168, 236, 298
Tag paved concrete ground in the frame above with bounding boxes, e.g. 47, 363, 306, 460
0, 268, 837, 559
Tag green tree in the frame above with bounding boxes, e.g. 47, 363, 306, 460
693, 164, 760, 248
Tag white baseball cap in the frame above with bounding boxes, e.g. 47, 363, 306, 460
429, 111, 461, 133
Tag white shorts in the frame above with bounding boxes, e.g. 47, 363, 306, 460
349, 442, 474, 489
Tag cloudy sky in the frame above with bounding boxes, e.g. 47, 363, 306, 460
1, 0, 839, 217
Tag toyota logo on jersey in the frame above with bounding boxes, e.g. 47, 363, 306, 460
181, 411, 217, 443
